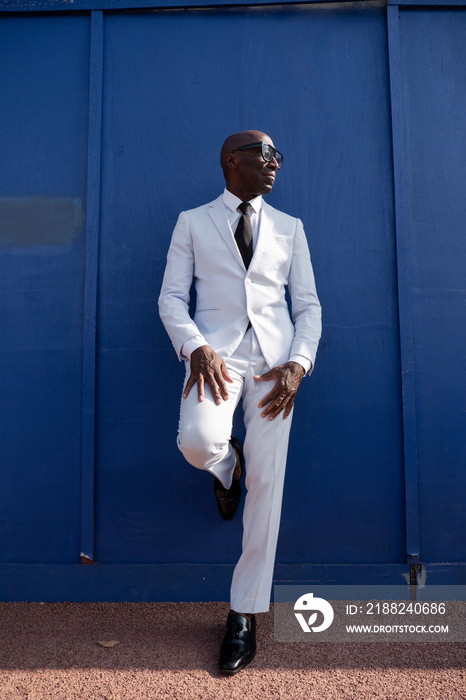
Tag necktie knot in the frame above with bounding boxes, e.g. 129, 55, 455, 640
238, 201, 252, 215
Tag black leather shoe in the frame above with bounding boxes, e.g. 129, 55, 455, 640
213, 437, 243, 521
218, 612, 256, 675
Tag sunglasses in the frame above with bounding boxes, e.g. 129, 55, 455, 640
229, 141, 283, 169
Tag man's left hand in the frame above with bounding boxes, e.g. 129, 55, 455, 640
255, 361, 306, 420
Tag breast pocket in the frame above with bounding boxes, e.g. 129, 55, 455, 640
274, 235, 293, 245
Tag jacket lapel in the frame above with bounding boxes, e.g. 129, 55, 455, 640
207, 196, 246, 271
249, 200, 276, 272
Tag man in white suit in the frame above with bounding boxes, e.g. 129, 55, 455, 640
159, 130, 321, 674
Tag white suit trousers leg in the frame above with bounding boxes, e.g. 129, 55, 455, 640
230, 331, 293, 614
177, 330, 293, 615
177, 359, 244, 490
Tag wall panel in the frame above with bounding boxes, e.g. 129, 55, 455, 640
396, 8, 466, 563
95, 6, 404, 571
0, 15, 90, 562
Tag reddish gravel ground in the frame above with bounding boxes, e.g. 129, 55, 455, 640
0, 601, 465, 699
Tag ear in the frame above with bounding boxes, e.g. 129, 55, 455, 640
225, 152, 237, 170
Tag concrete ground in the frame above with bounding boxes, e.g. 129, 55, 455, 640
0, 602, 465, 699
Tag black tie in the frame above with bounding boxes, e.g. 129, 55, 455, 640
235, 202, 253, 269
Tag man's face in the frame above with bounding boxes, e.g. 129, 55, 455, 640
230, 134, 279, 199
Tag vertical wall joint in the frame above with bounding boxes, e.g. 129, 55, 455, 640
387, 4, 421, 566
81, 9, 104, 565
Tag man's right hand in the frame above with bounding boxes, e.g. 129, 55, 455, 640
183, 345, 233, 405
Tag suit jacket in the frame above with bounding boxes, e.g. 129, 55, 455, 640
158, 194, 321, 374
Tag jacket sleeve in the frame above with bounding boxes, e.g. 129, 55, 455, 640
158, 211, 207, 361
287, 218, 322, 375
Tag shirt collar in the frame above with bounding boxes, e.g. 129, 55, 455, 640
223, 188, 263, 215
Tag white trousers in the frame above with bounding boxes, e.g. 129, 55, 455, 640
177, 329, 293, 614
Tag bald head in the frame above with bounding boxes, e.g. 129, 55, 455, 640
220, 130, 273, 174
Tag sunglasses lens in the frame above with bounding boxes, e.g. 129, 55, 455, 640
262, 143, 283, 168
262, 144, 274, 161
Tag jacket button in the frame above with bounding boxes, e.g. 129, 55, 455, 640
245, 279, 251, 285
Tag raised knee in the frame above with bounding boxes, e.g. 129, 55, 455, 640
177, 429, 214, 470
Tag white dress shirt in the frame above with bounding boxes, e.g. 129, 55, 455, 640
222, 188, 262, 250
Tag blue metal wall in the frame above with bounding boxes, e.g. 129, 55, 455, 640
0, 15, 90, 564
0, 0, 464, 601
391, 6, 466, 569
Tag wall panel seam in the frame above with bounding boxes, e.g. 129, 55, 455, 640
387, 4, 420, 565
81, 9, 104, 565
